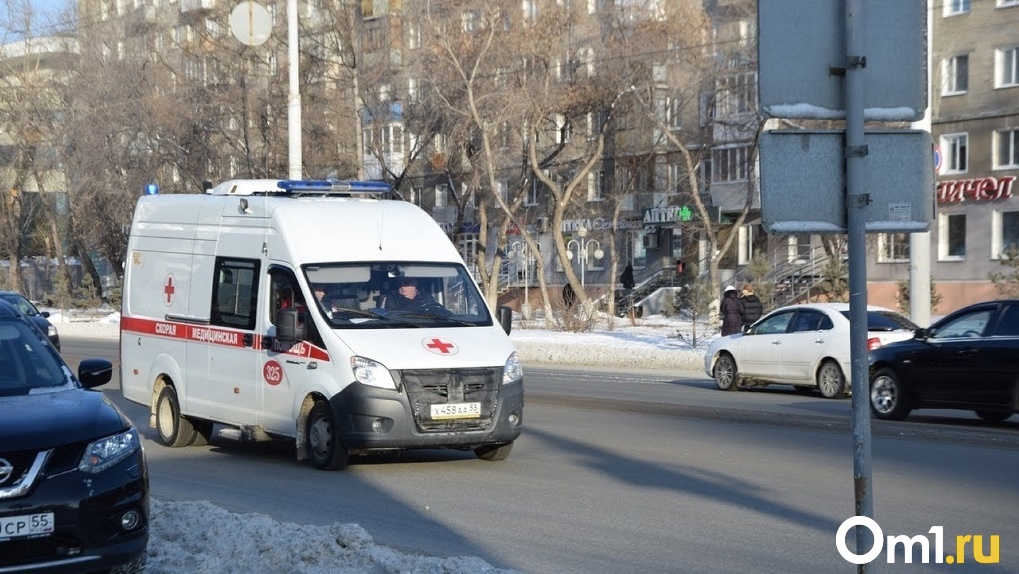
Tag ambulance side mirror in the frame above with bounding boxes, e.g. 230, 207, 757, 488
497, 305, 512, 335
276, 308, 306, 343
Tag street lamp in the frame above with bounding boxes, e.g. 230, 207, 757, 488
510, 241, 531, 319
566, 227, 604, 287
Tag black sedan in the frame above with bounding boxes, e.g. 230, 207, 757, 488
0, 291, 60, 351
0, 300, 148, 573
868, 299, 1019, 421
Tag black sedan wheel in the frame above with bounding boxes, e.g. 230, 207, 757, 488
870, 368, 911, 421
156, 385, 197, 447
713, 353, 738, 391
306, 401, 349, 471
817, 360, 847, 399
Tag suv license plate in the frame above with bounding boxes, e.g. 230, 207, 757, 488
431, 402, 481, 420
0, 512, 54, 540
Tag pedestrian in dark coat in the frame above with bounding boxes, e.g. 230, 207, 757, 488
720, 285, 745, 336
620, 264, 635, 290
740, 283, 764, 328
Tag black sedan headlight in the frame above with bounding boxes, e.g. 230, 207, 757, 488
78, 428, 142, 474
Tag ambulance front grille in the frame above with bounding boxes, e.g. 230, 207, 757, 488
399, 367, 501, 432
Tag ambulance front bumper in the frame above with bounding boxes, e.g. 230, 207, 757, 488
328, 369, 523, 452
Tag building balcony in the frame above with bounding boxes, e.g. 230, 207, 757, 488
180, 0, 215, 14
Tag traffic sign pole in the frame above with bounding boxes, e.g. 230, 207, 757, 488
845, 1, 875, 571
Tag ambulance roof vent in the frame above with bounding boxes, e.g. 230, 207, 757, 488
207, 179, 394, 198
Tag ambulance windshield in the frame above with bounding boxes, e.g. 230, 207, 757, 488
303, 262, 492, 329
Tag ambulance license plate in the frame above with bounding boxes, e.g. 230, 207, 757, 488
0, 512, 54, 540
430, 402, 481, 420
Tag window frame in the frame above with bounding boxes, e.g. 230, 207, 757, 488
994, 128, 1019, 169
996, 46, 1019, 88
940, 133, 969, 174
941, 54, 969, 95
938, 212, 967, 261
943, 0, 971, 16
877, 233, 910, 263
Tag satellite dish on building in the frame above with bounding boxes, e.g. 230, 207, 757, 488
230, 1, 272, 47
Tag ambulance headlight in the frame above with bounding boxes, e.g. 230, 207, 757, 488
503, 352, 523, 385
351, 356, 397, 390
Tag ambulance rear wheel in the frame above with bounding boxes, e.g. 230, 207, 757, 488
156, 386, 197, 447
306, 401, 349, 471
188, 419, 214, 446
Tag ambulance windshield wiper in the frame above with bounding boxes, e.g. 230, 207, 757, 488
331, 307, 388, 320
394, 310, 475, 326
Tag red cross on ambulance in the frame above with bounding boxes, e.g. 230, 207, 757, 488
163, 274, 176, 306
423, 337, 459, 355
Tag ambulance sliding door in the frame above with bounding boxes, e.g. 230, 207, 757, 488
186, 257, 261, 424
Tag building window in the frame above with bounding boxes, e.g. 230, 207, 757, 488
944, 0, 970, 15
738, 225, 754, 265
942, 55, 968, 95
435, 184, 448, 208
999, 0, 1019, 7
711, 145, 750, 183
939, 213, 966, 260
941, 133, 968, 174
878, 233, 910, 263
525, 180, 539, 206
786, 236, 812, 264
497, 179, 508, 204
993, 210, 1019, 258
407, 24, 420, 50
717, 72, 756, 116
995, 129, 1019, 169
587, 170, 604, 201
996, 46, 1019, 88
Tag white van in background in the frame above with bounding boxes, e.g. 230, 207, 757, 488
120, 179, 523, 470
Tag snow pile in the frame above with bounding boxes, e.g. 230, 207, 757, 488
147, 499, 515, 574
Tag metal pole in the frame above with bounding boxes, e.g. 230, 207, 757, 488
909, 0, 933, 327
845, 1, 875, 571
287, 0, 302, 179
580, 240, 586, 287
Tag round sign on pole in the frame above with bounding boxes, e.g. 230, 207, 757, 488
932, 143, 942, 175
230, 1, 272, 47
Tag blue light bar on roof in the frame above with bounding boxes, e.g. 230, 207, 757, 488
276, 180, 393, 194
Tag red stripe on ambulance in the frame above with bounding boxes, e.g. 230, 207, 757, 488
121, 316, 329, 361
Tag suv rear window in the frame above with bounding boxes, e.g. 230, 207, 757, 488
839, 310, 918, 331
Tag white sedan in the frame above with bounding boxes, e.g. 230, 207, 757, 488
703, 303, 918, 398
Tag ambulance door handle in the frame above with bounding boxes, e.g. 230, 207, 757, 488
243, 333, 254, 348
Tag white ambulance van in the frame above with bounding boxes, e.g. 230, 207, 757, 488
120, 179, 523, 470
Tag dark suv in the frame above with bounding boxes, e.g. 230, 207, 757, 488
0, 300, 148, 573
0, 291, 60, 352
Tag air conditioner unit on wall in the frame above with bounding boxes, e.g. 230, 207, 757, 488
643, 232, 659, 249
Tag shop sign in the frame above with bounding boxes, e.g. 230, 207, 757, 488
561, 217, 643, 232
937, 176, 1016, 205
643, 205, 694, 224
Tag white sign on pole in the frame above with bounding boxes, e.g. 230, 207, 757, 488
230, 1, 273, 47
758, 0, 926, 121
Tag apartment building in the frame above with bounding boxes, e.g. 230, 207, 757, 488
866, 0, 1019, 312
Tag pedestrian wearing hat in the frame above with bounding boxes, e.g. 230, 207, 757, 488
740, 283, 764, 329
720, 285, 745, 336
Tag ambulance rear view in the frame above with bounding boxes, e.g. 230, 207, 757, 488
120, 179, 523, 470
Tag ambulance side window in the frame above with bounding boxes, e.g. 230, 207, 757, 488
211, 258, 259, 330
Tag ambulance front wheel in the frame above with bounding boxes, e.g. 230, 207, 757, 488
306, 401, 349, 471
156, 385, 197, 447
474, 441, 514, 461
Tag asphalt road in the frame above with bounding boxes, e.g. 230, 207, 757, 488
64, 336, 1019, 574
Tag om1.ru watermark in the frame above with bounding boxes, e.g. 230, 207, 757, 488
837, 516, 1000, 565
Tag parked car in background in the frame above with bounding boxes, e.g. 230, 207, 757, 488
0, 291, 60, 351
704, 303, 918, 399
869, 299, 1019, 422
0, 300, 148, 573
